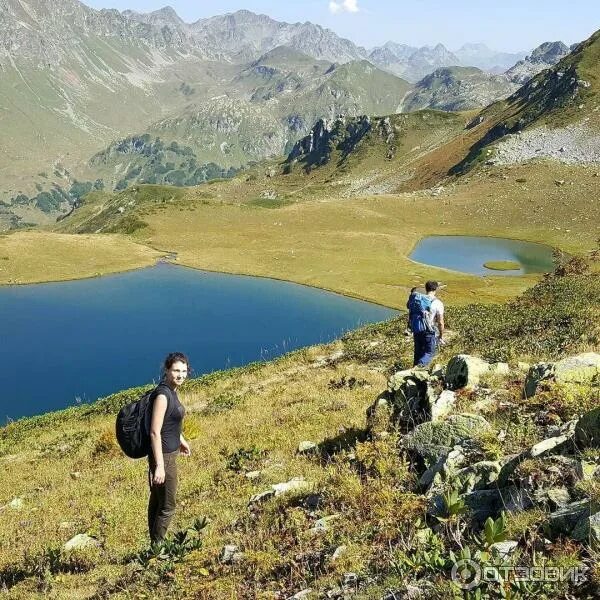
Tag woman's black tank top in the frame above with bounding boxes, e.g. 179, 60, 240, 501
150, 383, 185, 454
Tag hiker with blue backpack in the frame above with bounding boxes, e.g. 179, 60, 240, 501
407, 281, 445, 367
115, 352, 191, 544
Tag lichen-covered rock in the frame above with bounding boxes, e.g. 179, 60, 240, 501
368, 368, 440, 433
525, 353, 600, 397
454, 460, 502, 493
64, 533, 99, 551
445, 355, 492, 389
403, 414, 491, 465
546, 487, 572, 509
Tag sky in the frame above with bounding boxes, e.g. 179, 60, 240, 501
82, 0, 600, 53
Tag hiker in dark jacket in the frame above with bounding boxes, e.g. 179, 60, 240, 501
147, 352, 191, 543
408, 281, 445, 367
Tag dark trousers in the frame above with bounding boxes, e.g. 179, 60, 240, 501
148, 450, 178, 543
413, 331, 437, 367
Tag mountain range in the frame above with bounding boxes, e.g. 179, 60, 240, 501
0, 0, 577, 229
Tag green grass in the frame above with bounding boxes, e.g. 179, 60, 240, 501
1, 259, 598, 598
483, 260, 521, 271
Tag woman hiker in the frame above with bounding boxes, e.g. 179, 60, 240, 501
147, 352, 191, 544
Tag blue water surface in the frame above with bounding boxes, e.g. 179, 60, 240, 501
0, 264, 396, 420
410, 236, 555, 276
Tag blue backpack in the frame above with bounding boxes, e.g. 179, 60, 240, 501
407, 292, 435, 334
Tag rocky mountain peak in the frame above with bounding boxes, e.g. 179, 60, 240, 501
505, 40, 570, 84
530, 41, 570, 62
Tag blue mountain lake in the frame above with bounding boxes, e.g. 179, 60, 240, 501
0, 263, 396, 421
410, 236, 555, 276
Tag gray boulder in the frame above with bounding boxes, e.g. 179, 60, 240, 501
64, 533, 99, 551
445, 355, 492, 389
572, 511, 600, 548
525, 353, 600, 397
419, 446, 466, 490
431, 390, 456, 421
403, 414, 491, 466
368, 368, 439, 433
547, 500, 599, 538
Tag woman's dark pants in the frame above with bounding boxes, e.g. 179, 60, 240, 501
148, 450, 178, 543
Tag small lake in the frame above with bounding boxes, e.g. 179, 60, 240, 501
0, 264, 396, 421
410, 236, 555, 276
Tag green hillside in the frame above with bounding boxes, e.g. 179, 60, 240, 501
1, 257, 599, 598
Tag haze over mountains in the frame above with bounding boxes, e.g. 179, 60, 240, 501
0, 0, 578, 229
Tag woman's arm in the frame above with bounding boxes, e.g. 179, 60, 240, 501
149, 394, 168, 485
179, 434, 191, 456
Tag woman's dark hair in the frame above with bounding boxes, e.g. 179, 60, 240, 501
162, 352, 190, 376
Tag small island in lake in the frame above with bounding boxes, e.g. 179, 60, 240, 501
483, 260, 521, 271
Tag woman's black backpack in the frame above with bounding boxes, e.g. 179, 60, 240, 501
115, 389, 155, 458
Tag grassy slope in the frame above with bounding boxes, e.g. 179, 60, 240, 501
0, 231, 161, 285
83, 160, 596, 308
1, 263, 599, 598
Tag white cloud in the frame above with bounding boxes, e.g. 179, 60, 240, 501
329, 0, 360, 15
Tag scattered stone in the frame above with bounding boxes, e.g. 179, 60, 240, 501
488, 362, 510, 376
445, 355, 492, 389
245, 470, 261, 480
368, 368, 437, 432
530, 433, 573, 457
572, 511, 600, 548
248, 489, 276, 506
490, 540, 519, 558
309, 514, 341, 534
8, 498, 24, 510
289, 589, 312, 600
343, 573, 358, 586
331, 545, 347, 561
297, 441, 318, 454
272, 477, 312, 496
419, 446, 466, 490
70, 471, 81, 480
220, 544, 244, 565
64, 533, 99, 551
454, 460, 502, 493
554, 179, 566, 186
430, 390, 456, 421
313, 350, 344, 368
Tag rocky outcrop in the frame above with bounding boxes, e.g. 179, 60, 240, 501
524, 353, 600, 396
505, 41, 570, 85
402, 67, 518, 112
286, 115, 372, 169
